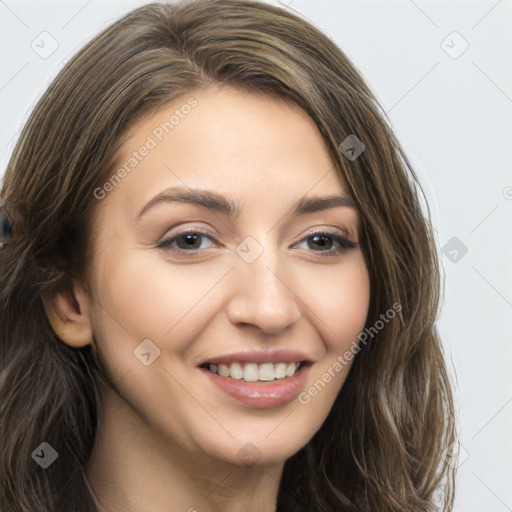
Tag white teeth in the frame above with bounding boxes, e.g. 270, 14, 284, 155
258, 362, 275, 381
230, 362, 243, 379
286, 362, 297, 377
243, 363, 259, 382
218, 363, 230, 377
204, 361, 303, 381
274, 362, 287, 379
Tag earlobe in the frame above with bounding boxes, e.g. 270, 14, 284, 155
43, 282, 93, 348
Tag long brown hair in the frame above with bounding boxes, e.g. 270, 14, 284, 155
0, 1, 458, 510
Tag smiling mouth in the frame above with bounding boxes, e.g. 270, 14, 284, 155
200, 361, 308, 382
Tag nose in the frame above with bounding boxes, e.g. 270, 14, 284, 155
227, 243, 302, 335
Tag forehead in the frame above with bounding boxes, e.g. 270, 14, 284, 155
97, 85, 352, 219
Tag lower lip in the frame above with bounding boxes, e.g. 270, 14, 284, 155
200, 365, 311, 409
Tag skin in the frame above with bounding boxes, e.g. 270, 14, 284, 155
45, 85, 370, 512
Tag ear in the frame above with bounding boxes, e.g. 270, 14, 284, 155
43, 281, 93, 348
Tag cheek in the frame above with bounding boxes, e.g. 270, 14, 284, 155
300, 254, 370, 351
331, 259, 370, 347
89, 248, 230, 377
294, 256, 369, 407
99, 252, 218, 333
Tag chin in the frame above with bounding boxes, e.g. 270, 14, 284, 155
199, 432, 308, 468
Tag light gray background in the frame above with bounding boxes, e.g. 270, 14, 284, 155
1, 1, 511, 511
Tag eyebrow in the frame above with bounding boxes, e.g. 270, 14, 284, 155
136, 186, 357, 220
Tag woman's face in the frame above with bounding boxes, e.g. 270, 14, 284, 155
86, 85, 370, 466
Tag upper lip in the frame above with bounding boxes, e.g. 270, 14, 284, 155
198, 348, 314, 366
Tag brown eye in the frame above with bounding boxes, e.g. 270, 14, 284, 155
157, 230, 217, 252
293, 230, 357, 256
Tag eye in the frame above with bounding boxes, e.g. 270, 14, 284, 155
156, 227, 357, 257
157, 229, 218, 252
292, 229, 357, 256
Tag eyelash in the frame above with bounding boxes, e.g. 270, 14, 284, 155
156, 228, 357, 257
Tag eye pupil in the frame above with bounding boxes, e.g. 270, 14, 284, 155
178, 233, 201, 249
309, 234, 332, 250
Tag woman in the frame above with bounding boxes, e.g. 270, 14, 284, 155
0, 1, 458, 511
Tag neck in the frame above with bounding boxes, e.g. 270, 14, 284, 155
85, 384, 284, 512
